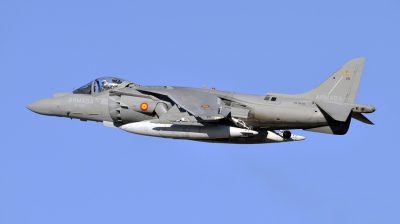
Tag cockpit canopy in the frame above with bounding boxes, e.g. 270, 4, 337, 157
73, 77, 132, 94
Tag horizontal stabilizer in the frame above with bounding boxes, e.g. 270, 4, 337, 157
352, 112, 374, 125
316, 101, 353, 122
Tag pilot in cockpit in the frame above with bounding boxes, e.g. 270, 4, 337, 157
102, 80, 109, 91
110, 78, 120, 89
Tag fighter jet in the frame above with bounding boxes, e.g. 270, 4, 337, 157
27, 58, 375, 144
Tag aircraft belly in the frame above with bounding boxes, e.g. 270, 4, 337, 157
282, 107, 314, 122
254, 105, 321, 129
254, 105, 274, 127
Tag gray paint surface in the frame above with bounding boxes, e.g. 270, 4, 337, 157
27, 58, 375, 144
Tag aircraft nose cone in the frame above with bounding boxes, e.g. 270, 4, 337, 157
27, 98, 53, 115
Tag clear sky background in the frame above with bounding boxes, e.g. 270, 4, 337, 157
1, 1, 399, 223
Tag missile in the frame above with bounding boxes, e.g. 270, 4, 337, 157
119, 120, 258, 140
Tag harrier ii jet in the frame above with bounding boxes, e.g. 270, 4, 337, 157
27, 58, 375, 144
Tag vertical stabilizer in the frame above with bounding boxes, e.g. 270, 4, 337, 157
299, 58, 365, 103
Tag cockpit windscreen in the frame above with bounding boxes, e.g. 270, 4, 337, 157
73, 77, 127, 94
93, 77, 125, 93
73, 81, 92, 94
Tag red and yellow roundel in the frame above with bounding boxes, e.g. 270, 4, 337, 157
140, 103, 149, 111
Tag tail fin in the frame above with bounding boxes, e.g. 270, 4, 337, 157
298, 58, 365, 103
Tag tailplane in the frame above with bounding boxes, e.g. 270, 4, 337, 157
266, 58, 375, 135
298, 57, 365, 103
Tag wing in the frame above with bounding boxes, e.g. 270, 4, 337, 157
112, 86, 231, 121
136, 87, 230, 121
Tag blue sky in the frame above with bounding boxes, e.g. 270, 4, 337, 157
1, 1, 399, 223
